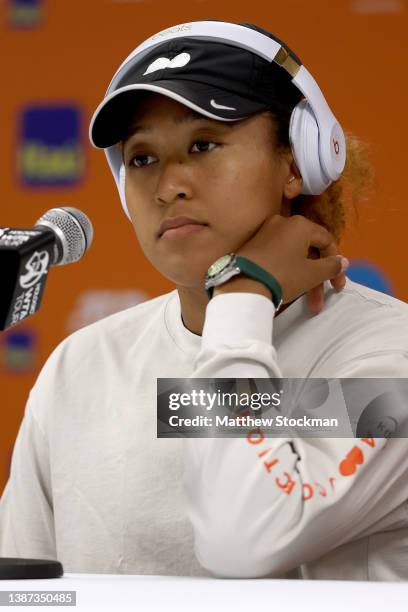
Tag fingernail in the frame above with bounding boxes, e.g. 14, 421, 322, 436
338, 256, 349, 273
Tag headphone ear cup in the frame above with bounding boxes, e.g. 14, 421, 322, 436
289, 99, 331, 195
119, 163, 126, 192
118, 162, 131, 217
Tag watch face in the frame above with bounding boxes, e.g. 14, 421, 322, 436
207, 254, 233, 278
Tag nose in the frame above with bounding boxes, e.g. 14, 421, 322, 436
154, 159, 193, 205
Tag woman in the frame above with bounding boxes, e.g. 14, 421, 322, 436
1, 20, 408, 581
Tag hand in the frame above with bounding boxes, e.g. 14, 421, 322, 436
305, 245, 347, 315
235, 214, 349, 307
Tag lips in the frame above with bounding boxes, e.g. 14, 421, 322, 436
158, 216, 207, 238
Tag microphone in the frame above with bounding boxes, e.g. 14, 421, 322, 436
0, 207, 93, 331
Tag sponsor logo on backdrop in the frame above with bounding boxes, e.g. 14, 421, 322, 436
17, 105, 85, 186
67, 289, 149, 331
346, 260, 393, 295
0, 328, 37, 373
8, 0, 42, 28
351, 0, 403, 15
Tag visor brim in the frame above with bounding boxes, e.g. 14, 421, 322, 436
89, 80, 269, 148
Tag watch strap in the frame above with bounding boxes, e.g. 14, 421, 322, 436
206, 254, 283, 310
235, 256, 283, 310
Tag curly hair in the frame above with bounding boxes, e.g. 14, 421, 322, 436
267, 106, 374, 244
238, 21, 374, 243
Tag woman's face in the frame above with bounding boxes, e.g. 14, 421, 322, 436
121, 93, 296, 288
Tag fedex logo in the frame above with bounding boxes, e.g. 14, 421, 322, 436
17, 105, 85, 187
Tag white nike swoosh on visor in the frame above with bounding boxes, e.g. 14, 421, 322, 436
210, 99, 237, 111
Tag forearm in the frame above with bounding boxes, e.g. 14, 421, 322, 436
184, 295, 408, 577
192, 291, 279, 379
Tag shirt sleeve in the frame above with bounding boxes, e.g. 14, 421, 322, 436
183, 292, 408, 578
0, 394, 57, 560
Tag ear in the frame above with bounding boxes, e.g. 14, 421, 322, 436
282, 155, 303, 200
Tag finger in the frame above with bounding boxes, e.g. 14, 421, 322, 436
295, 216, 335, 252
288, 216, 349, 291
306, 283, 325, 315
330, 268, 347, 291
319, 242, 348, 291
310, 238, 348, 291
322, 246, 349, 291
313, 254, 349, 286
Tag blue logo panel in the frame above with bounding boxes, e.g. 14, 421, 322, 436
0, 328, 37, 374
8, 0, 42, 28
347, 260, 393, 296
17, 105, 85, 186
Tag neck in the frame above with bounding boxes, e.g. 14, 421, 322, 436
177, 284, 293, 337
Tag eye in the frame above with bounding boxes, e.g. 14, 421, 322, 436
129, 154, 157, 168
191, 140, 217, 153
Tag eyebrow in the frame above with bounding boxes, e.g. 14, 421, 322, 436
122, 110, 235, 143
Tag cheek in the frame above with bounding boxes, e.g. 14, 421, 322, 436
204, 152, 282, 230
125, 184, 156, 251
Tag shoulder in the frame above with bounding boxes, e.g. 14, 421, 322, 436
67, 289, 175, 342
329, 278, 408, 337
54, 289, 175, 354
316, 278, 408, 373
338, 278, 408, 315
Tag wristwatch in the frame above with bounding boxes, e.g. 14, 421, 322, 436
205, 253, 283, 310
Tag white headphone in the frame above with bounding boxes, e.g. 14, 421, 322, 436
92, 20, 346, 220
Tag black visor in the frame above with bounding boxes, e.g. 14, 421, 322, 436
90, 38, 301, 149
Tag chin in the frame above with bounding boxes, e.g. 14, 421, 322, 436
152, 253, 216, 285
156, 267, 208, 290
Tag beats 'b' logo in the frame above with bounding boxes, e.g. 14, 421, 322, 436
333, 138, 340, 155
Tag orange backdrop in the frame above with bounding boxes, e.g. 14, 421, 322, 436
1, 0, 407, 494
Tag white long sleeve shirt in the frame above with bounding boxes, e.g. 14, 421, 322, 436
1, 278, 408, 580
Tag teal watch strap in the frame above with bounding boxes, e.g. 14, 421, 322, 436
206, 254, 283, 310
235, 256, 283, 310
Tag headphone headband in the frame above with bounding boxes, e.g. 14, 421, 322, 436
108, 22, 284, 91
107, 20, 345, 181
94, 20, 347, 221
